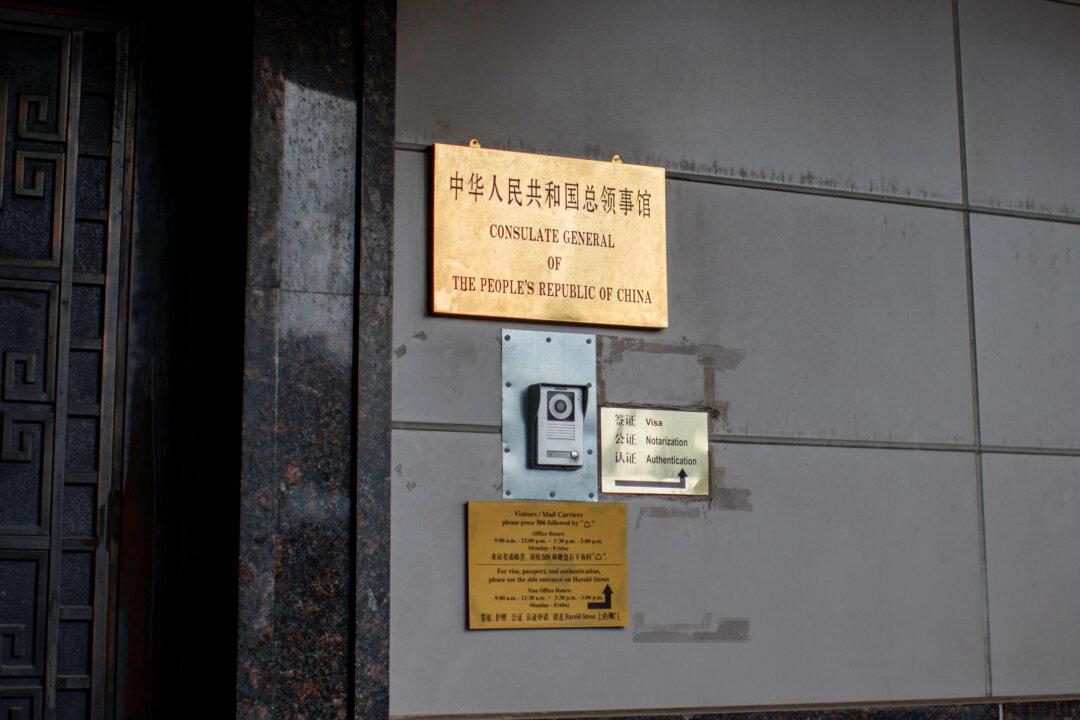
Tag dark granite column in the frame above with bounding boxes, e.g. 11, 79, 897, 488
353, 1, 395, 718
237, 1, 361, 718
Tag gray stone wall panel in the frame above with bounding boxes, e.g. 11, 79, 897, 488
972, 214, 1080, 449
984, 454, 1080, 696
390, 430, 986, 716
397, 0, 962, 202
393, 150, 975, 444
960, 0, 1080, 219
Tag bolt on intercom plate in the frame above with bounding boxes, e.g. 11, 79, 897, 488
501, 328, 597, 502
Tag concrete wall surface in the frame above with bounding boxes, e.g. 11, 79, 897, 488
389, 0, 1080, 715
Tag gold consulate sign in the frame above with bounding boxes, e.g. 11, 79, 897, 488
467, 501, 628, 629
432, 143, 668, 328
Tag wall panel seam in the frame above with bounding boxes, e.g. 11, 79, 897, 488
388, 422, 1080, 457
952, 0, 993, 697
391, 144, 1080, 226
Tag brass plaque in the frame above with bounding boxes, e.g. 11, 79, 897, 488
467, 501, 628, 629
601, 407, 710, 496
433, 143, 667, 328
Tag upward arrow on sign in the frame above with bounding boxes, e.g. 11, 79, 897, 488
587, 585, 613, 610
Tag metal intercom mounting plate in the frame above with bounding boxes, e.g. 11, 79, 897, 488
501, 328, 598, 501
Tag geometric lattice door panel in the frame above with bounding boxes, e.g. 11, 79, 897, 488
0, 15, 129, 720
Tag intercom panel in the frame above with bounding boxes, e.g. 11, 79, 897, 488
528, 383, 588, 468
501, 329, 597, 501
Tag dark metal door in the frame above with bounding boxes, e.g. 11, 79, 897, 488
0, 13, 129, 720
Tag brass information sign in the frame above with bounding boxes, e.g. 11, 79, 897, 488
433, 143, 667, 328
467, 501, 628, 629
601, 407, 710, 496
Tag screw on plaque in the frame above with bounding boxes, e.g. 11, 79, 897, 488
469, 138, 481, 148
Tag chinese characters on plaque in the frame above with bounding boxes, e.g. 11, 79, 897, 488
601, 407, 710, 496
432, 143, 668, 328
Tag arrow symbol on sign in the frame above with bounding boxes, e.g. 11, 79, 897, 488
587, 584, 613, 610
613, 468, 689, 489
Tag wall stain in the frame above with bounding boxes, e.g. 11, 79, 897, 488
709, 463, 753, 513
712, 486, 753, 511
595, 335, 744, 432
635, 505, 702, 529
633, 612, 750, 643
394, 462, 416, 491
393, 328, 430, 358
631, 463, 752, 524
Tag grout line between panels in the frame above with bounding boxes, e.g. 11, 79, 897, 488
392, 142, 1080, 226
390, 422, 1080, 458
392, 420, 501, 434
952, 0, 993, 697
710, 434, 977, 453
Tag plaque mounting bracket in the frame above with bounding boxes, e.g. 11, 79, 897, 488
501, 328, 598, 502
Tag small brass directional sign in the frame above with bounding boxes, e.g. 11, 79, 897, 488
467, 501, 628, 629
601, 407, 709, 496
432, 143, 667, 328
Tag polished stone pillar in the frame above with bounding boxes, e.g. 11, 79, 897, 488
237, 0, 384, 717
